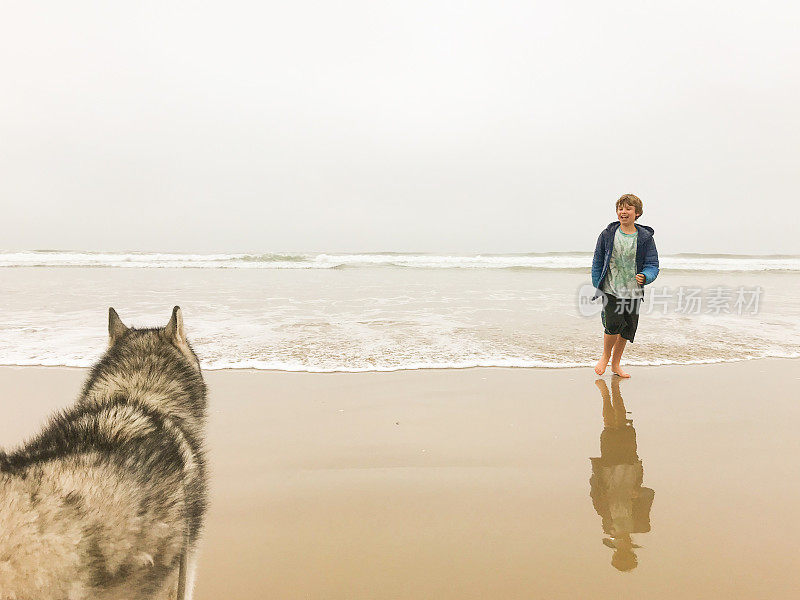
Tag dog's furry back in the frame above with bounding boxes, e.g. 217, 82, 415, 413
0, 307, 207, 600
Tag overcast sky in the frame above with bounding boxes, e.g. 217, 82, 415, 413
1, 1, 797, 255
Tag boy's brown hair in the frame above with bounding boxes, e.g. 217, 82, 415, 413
616, 194, 643, 220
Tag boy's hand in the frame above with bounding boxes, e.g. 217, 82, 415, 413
635, 273, 646, 285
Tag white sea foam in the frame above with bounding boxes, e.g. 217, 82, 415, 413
1, 259, 799, 373
2, 251, 800, 271
2, 353, 800, 372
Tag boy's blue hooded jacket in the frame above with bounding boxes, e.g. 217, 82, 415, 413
591, 221, 659, 300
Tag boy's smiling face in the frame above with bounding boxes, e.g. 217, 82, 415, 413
616, 202, 638, 226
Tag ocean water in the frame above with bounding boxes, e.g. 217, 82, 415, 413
2, 251, 800, 371
3, 250, 800, 271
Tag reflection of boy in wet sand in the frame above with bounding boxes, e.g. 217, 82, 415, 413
590, 378, 654, 571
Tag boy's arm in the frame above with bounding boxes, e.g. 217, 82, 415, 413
591, 232, 604, 288
640, 237, 660, 284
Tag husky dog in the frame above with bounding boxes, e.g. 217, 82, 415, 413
0, 307, 207, 600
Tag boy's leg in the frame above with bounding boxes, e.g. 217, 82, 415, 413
611, 336, 630, 378
611, 297, 640, 378
595, 333, 618, 375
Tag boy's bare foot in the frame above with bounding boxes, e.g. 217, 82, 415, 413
611, 365, 631, 378
595, 355, 610, 375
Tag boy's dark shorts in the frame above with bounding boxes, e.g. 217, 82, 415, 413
601, 294, 642, 342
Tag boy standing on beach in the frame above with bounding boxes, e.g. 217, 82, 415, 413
591, 194, 659, 377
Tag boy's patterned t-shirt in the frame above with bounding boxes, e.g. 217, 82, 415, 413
602, 229, 643, 299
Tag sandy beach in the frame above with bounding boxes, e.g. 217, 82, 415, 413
2, 360, 798, 599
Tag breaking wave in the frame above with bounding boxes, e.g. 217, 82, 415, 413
3, 251, 800, 272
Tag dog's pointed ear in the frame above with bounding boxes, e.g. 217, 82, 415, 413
164, 306, 185, 344
108, 307, 129, 345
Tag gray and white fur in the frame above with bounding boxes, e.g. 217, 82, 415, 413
0, 307, 208, 600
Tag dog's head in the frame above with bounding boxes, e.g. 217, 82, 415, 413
108, 306, 202, 373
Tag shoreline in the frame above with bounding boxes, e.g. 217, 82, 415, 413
1, 353, 798, 375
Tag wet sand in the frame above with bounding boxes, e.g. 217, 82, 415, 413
2, 361, 799, 598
